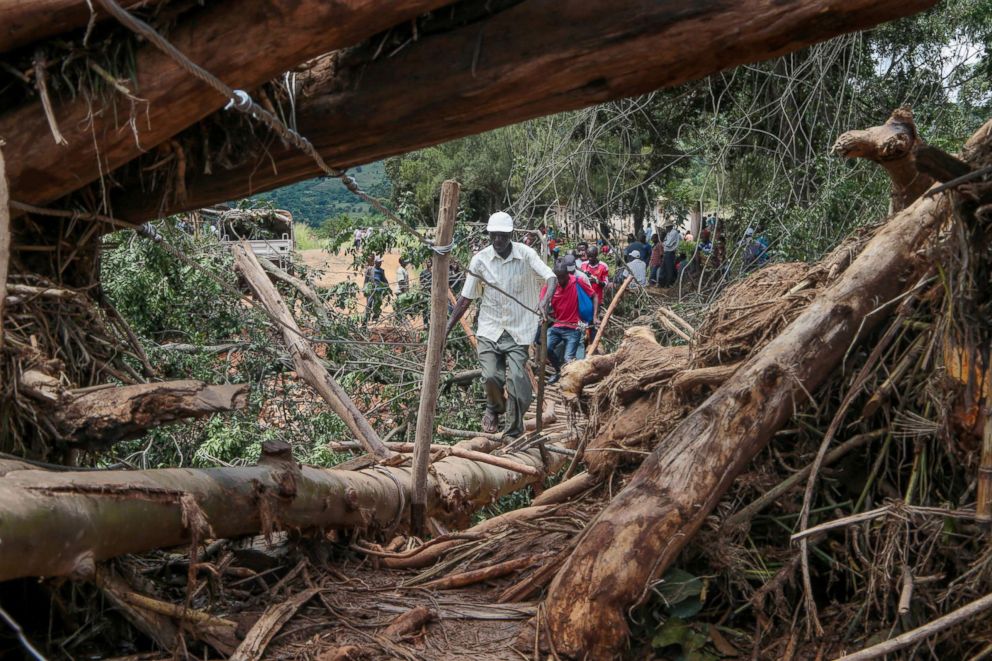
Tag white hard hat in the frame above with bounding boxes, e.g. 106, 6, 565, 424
486, 211, 514, 233
630, 250, 641, 259
744, 227, 755, 237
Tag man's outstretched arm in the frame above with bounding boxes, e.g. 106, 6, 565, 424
445, 295, 472, 339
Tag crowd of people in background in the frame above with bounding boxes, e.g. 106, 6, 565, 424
354, 216, 771, 328
349, 213, 775, 428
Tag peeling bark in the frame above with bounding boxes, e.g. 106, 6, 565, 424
20, 370, 248, 448
1, 0, 455, 208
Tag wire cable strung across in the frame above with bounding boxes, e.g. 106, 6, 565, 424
94, 0, 540, 316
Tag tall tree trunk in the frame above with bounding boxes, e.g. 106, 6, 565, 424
541, 181, 950, 658
99, 0, 936, 222
0, 438, 563, 582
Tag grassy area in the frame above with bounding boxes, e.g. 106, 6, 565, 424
294, 223, 325, 250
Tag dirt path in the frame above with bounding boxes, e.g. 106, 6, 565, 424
299, 248, 414, 316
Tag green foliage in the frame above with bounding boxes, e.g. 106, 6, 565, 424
293, 223, 324, 250
252, 162, 391, 226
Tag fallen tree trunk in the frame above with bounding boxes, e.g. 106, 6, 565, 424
233, 242, 392, 461
1, 0, 455, 208
0, 438, 560, 582
20, 370, 248, 448
0, 0, 148, 54
107, 0, 936, 221
542, 179, 951, 656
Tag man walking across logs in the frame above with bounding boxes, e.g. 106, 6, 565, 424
446, 211, 556, 437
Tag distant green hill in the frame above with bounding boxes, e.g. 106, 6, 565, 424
252, 161, 390, 226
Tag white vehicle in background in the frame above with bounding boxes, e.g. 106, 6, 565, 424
204, 206, 296, 269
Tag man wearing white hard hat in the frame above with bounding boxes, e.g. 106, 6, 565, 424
446, 211, 556, 437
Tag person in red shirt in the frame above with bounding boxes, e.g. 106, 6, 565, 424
580, 245, 610, 303
541, 258, 599, 383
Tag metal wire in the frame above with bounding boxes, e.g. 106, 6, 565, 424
94, 0, 542, 316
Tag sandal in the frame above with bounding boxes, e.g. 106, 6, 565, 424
481, 411, 500, 434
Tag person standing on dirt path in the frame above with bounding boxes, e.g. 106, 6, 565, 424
662, 223, 681, 286
445, 211, 557, 437
364, 256, 389, 323
396, 256, 410, 294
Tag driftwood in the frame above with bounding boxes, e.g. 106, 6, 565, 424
834, 591, 992, 661
587, 276, 632, 355
832, 108, 934, 212
233, 242, 392, 461
20, 370, 248, 448
0, 437, 561, 582
230, 588, 320, 661
98, 0, 937, 222
328, 441, 544, 477
381, 606, 433, 642
541, 160, 954, 657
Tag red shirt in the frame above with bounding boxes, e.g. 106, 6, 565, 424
541, 275, 597, 328
580, 261, 609, 302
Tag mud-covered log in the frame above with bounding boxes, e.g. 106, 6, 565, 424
110, 0, 937, 221
0, 438, 560, 582
832, 108, 934, 212
20, 370, 249, 448
542, 176, 953, 657
1, 0, 455, 208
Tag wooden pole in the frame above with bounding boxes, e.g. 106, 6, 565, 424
0, 144, 9, 349
411, 180, 460, 534
233, 243, 392, 461
586, 275, 633, 356
977, 399, 992, 529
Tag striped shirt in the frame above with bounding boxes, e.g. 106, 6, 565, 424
461, 242, 555, 345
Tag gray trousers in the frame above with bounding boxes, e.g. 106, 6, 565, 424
478, 331, 532, 438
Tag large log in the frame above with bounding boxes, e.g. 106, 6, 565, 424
540, 175, 953, 656
0, 438, 557, 582
0, 0, 455, 208
107, 0, 937, 221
